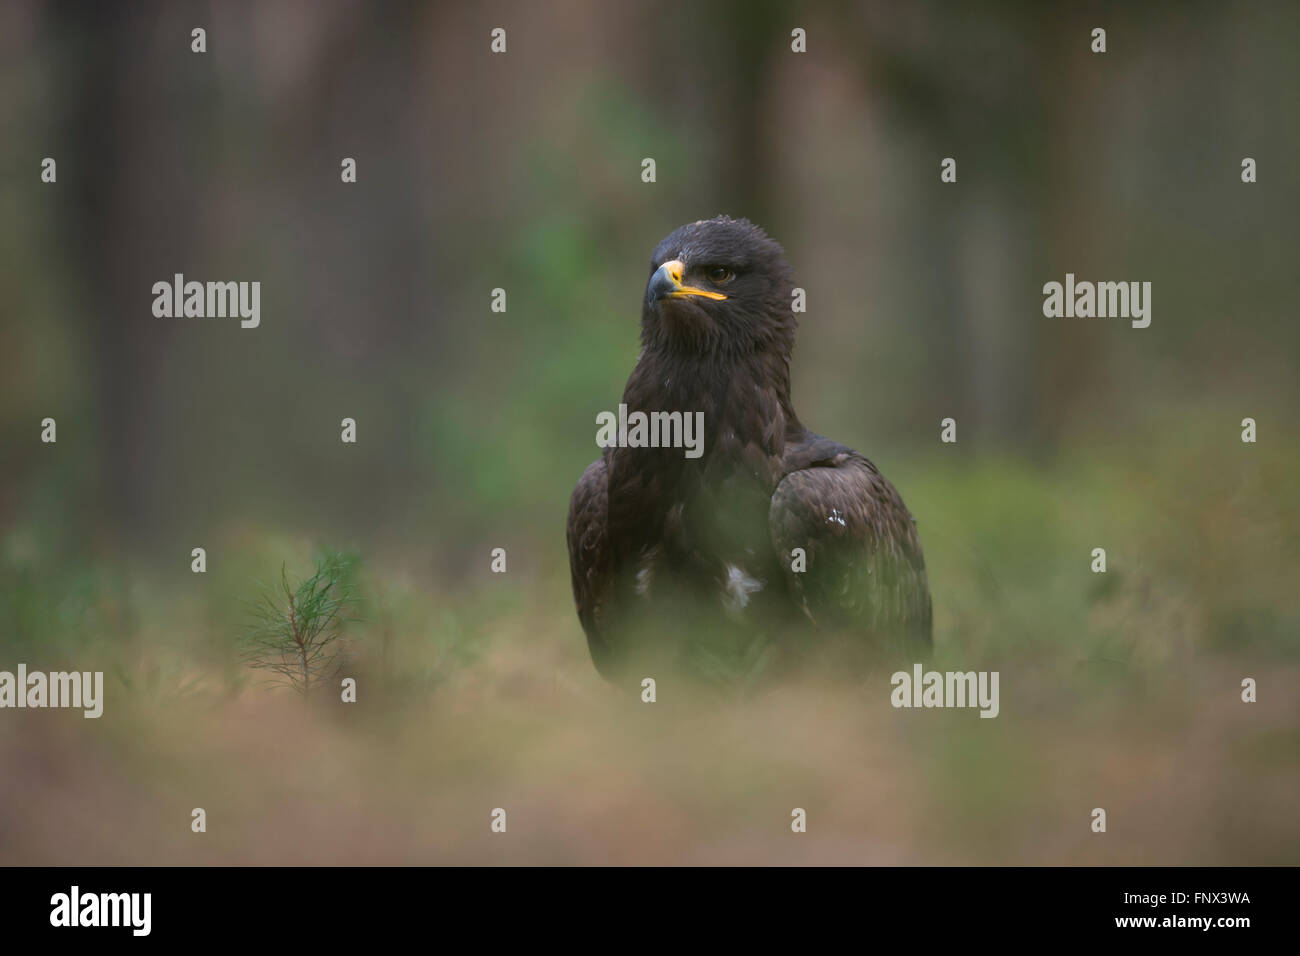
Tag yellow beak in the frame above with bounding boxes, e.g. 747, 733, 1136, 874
652, 259, 728, 301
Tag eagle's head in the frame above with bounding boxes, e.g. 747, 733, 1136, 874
641, 216, 795, 357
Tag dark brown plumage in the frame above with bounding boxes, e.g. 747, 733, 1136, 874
567, 217, 931, 683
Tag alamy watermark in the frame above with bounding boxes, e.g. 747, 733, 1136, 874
0, 664, 103, 718
1043, 273, 1151, 328
152, 273, 260, 328
50, 886, 150, 936
595, 403, 704, 459
891, 663, 999, 718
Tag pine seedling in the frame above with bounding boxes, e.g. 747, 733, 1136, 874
242, 552, 360, 698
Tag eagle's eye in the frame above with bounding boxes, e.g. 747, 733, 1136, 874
705, 266, 734, 284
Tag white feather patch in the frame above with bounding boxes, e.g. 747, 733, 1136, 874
722, 563, 763, 613
635, 564, 654, 597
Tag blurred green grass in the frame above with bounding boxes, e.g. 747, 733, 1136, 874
1, 419, 1295, 864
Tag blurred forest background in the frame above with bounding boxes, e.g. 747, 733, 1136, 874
0, 0, 1297, 864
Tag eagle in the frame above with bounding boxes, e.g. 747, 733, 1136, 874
567, 217, 931, 684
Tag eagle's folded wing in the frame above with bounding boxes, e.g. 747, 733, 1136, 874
769, 442, 932, 650
566, 456, 616, 674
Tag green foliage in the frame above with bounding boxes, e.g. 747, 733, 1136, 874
241, 551, 361, 698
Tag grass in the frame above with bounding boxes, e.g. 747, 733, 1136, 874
0, 427, 1296, 864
